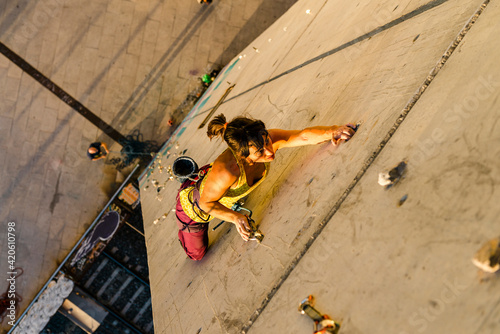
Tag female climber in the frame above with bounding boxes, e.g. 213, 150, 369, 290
175, 114, 356, 260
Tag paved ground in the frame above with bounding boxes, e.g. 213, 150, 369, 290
139, 0, 500, 333
0, 0, 297, 331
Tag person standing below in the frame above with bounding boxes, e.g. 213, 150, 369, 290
87, 142, 109, 161
175, 114, 356, 260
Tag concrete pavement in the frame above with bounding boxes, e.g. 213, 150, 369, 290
139, 0, 500, 333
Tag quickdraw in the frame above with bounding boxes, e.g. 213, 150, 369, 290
299, 295, 340, 334
212, 203, 264, 243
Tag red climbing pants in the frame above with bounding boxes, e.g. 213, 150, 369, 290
175, 192, 209, 261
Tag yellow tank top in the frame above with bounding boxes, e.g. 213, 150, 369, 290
178, 150, 270, 223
